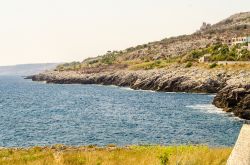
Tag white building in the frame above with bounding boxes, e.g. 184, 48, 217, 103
232, 37, 248, 45
248, 36, 250, 51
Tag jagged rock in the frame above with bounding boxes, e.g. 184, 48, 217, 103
213, 85, 250, 119
30, 68, 227, 94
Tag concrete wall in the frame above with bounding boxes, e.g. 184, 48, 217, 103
227, 124, 250, 165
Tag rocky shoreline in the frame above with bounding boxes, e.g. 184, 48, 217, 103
28, 66, 250, 119
213, 85, 250, 119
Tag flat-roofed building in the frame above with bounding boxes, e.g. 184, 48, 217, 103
232, 37, 248, 45
223, 38, 232, 46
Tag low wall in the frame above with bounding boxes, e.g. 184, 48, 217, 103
217, 61, 250, 65
227, 124, 250, 165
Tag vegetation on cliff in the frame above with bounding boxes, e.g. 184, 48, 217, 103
55, 41, 250, 72
0, 145, 231, 165
184, 43, 250, 62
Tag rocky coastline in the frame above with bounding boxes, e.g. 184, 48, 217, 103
29, 66, 250, 120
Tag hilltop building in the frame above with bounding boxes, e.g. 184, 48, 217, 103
200, 22, 211, 31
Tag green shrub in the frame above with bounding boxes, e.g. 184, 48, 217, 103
87, 60, 99, 65
239, 49, 250, 60
209, 63, 217, 68
159, 152, 171, 165
219, 45, 230, 55
100, 51, 121, 65
209, 54, 227, 61
185, 62, 192, 68
191, 50, 203, 59
55, 62, 82, 71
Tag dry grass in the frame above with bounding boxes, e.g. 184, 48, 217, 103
191, 62, 250, 71
128, 60, 175, 70
0, 145, 232, 165
126, 58, 250, 72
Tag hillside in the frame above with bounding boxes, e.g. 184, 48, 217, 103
55, 12, 250, 73
31, 12, 250, 120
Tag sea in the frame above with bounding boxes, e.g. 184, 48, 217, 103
0, 76, 243, 147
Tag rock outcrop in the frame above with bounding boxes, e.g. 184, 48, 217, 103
30, 67, 227, 93
213, 85, 250, 120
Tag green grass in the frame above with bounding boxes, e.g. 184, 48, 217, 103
0, 145, 232, 165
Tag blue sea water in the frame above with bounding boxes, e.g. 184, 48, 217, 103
0, 76, 243, 147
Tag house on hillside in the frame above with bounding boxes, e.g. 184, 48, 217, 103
232, 37, 248, 45
223, 38, 233, 46
199, 54, 211, 63
223, 36, 250, 49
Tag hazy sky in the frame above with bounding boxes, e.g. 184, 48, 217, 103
0, 0, 249, 66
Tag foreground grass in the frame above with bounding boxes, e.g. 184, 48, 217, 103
0, 145, 231, 165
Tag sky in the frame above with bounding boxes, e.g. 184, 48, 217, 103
0, 0, 249, 66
